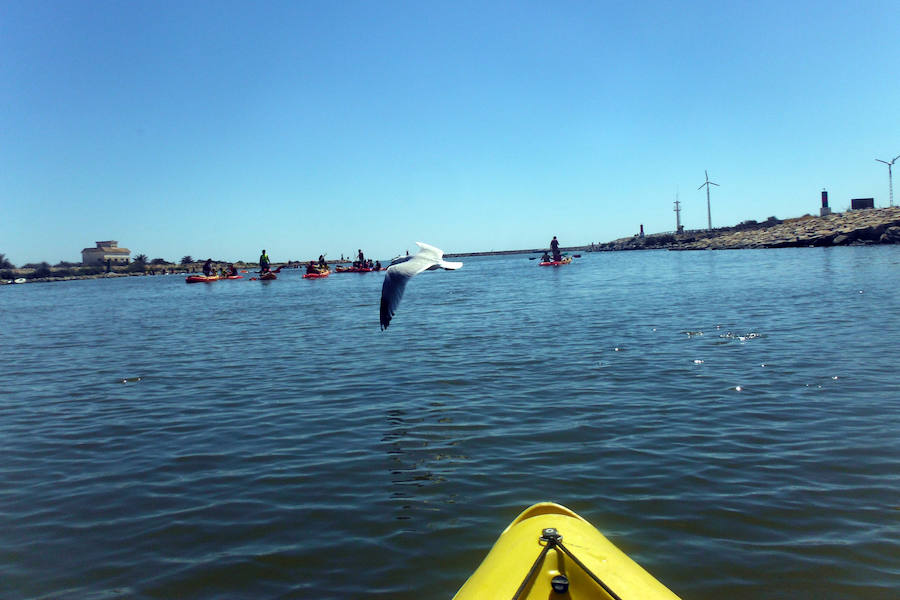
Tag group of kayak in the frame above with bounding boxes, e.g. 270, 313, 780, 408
335, 258, 383, 273
186, 248, 387, 283
186, 239, 576, 284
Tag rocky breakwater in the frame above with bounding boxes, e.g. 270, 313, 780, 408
599, 207, 900, 251
687, 207, 900, 250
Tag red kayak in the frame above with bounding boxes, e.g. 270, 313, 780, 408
260, 272, 277, 280
225, 275, 243, 280
186, 275, 220, 283
539, 258, 572, 267
303, 270, 330, 278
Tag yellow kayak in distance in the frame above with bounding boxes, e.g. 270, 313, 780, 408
452, 502, 682, 600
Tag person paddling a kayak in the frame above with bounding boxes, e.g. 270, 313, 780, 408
259, 249, 270, 273
541, 251, 551, 262
306, 260, 319, 275
202, 258, 214, 276
318, 255, 328, 270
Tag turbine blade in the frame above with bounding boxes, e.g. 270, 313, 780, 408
710, 182, 720, 186
876, 159, 889, 165
697, 183, 705, 190
894, 153, 900, 162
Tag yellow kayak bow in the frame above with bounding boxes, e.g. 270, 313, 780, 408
452, 502, 681, 600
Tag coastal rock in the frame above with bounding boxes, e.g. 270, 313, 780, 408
880, 226, 900, 244
628, 207, 900, 251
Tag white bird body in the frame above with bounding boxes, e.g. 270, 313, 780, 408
380, 242, 462, 330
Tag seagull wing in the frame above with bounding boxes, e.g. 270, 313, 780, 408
379, 242, 462, 330
412, 241, 463, 270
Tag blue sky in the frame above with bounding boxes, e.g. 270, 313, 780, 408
2, 1, 899, 264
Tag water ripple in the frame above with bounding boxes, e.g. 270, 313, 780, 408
1, 249, 899, 598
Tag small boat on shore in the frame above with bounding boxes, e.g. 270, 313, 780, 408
452, 502, 681, 600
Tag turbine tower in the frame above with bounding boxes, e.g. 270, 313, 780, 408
697, 170, 719, 231
875, 153, 900, 207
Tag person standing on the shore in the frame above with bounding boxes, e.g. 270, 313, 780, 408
550, 236, 561, 261
259, 249, 270, 273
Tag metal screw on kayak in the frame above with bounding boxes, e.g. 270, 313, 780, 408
541, 528, 562, 543
551, 574, 569, 594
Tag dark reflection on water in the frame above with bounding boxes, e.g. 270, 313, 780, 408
1, 247, 899, 599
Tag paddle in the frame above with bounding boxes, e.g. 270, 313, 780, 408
254, 265, 281, 274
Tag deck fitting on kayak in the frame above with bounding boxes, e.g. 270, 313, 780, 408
551, 574, 569, 594
541, 528, 562, 544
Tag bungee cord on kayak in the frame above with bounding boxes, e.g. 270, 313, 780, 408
511, 528, 623, 600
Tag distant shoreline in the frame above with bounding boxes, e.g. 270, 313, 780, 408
6, 207, 900, 285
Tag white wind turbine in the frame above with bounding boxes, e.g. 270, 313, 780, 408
697, 170, 719, 231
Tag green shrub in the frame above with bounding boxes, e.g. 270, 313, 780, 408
31, 263, 51, 278
0, 269, 13, 280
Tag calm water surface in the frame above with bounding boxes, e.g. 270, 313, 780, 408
1, 248, 898, 599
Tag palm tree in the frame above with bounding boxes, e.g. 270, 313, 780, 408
133, 253, 148, 264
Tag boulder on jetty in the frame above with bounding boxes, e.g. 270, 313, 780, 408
596, 207, 900, 251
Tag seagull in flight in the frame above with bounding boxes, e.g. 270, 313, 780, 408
380, 242, 463, 330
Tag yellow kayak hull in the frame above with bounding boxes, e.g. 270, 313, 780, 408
452, 502, 681, 600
